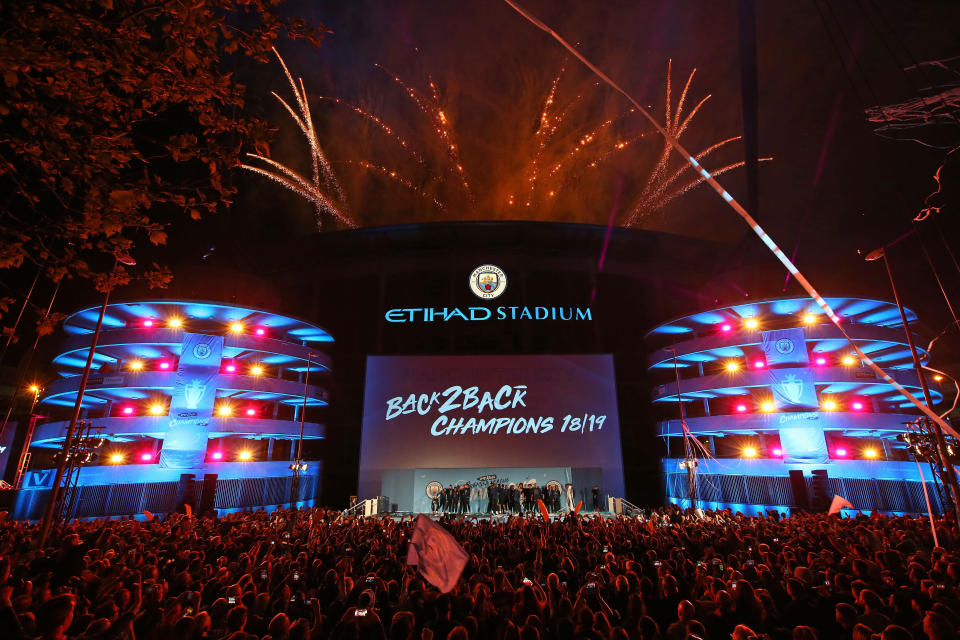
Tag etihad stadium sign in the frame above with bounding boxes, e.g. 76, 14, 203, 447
385, 264, 592, 323
385, 306, 592, 323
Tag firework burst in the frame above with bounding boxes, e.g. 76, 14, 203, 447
241, 49, 355, 230
246, 52, 761, 229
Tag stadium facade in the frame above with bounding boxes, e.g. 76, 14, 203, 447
647, 296, 950, 515
11, 300, 331, 519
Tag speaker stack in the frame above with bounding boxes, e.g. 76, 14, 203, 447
175, 473, 197, 513
788, 470, 809, 511
198, 473, 219, 515
810, 469, 830, 511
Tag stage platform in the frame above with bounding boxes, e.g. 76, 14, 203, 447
368, 510, 622, 521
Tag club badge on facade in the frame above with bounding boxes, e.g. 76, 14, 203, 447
775, 338, 795, 355
469, 264, 507, 300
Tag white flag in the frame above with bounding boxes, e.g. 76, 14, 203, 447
405, 514, 468, 593
828, 494, 854, 515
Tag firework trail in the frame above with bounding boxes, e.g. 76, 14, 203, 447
319, 97, 429, 167
520, 67, 566, 207
623, 62, 766, 224
376, 65, 475, 208
546, 109, 641, 178
339, 160, 449, 214
241, 49, 355, 229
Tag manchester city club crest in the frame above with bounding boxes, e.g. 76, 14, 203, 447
425, 481, 443, 499
469, 264, 507, 299
192, 342, 212, 359
775, 338, 795, 355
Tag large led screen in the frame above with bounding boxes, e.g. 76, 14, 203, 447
358, 354, 624, 511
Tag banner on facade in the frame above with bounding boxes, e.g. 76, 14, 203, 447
159, 332, 224, 469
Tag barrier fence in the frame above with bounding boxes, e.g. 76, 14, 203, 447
1, 473, 320, 520
664, 471, 944, 515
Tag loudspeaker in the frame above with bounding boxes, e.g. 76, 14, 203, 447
788, 470, 809, 511
175, 473, 196, 513
810, 469, 830, 511
198, 473, 218, 515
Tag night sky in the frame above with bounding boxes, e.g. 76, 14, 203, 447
15, 0, 960, 368
226, 0, 960, 242
179, 0, 959, 356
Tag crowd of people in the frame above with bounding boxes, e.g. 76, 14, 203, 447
0, 505, 958, 640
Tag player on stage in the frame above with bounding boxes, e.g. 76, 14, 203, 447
592, 485, 601, 511
487, 482, 497, 513
565, 483, 575, 512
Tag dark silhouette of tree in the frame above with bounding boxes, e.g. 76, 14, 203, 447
0, 0, 327, 304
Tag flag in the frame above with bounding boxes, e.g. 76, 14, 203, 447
143, 510, 154, 522
761, 328, 810, 365
537, 499, 550, 522
405, 514, 468, 593
828, 495, 854, 515
184, 503, 193, 518
573, 500, 583, 515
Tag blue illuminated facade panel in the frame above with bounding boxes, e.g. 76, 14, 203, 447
646, 296, 952, 514
14, 300, 334, 517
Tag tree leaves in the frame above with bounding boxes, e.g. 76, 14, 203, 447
0, 0, 327, 305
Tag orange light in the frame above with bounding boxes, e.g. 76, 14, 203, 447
822, 400, 837, 411
109, 454, 124, 464
238, 450, 252, 461
803, 314, 816, 324
28, 384, 40, 393
842, 356, 856, 366
168, 317, 183, 329
934, 375, 944, 382
250, 365, 264, 376
149, 404, 165, 416
217, 405, 232, 417
864, 448, 878, 459
744, 318, 759, 330
725, 361, 740, 372
229, 322, 244, 333
743, 447, 758, 458
761, 402, 775, 412
129, 360, 144, 371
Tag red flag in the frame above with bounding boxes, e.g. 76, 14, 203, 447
405, 514, 468, 593
184, 503, 193, 518
828, 495, 853, 515
537, 499, 550, 522
143, 510, 154, 522
573, 500, 583, 515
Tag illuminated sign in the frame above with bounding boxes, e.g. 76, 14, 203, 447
386, 265, 591, 322
385, 306, 592, 323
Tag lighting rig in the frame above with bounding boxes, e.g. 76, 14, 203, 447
898, 419, 959, 511
52, 421, 106, 522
